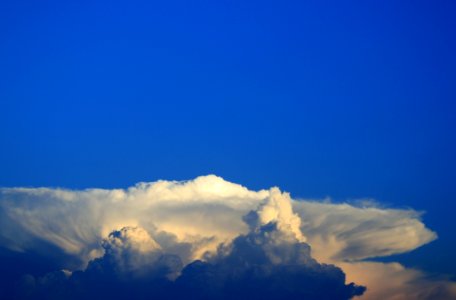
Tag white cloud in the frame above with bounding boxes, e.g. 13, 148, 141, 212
0, 175, 454, 299
292, 200, 437, 262
245, 187, 306, 243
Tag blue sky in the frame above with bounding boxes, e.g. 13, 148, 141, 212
1, 0, 456, 279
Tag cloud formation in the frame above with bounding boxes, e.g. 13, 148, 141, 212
0, 175, 455, 299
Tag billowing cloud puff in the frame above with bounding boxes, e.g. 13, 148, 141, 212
0, 175, 455, 299
96, 227, 182, 280
246, 187, 306, 243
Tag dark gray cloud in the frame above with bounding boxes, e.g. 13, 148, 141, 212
13, 224, 364, 300
174, 220, 365, 300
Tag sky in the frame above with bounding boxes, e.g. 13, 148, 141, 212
1, 0, 456, 299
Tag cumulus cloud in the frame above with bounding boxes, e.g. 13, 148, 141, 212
173, 211, 365, 300
11, 190, 364, 299
245, 187, 306, 243
0, 175, 266, 268
0, 175, 455, 299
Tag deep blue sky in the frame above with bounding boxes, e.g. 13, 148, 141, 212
1, 0, 455, 277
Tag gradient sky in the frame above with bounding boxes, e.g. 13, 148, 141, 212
1, 0, 455, 278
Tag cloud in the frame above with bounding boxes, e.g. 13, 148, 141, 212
95, 227, 182, 280
174, 217, 365, 299
12, 190, 364, 299
172, 191, 364, 299
0, 175, 455, 299
244, 187, 306, 243
340, 261, 456, 300
292, 200, 438, 262
0, 175, 266, 268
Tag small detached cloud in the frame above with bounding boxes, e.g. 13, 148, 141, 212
0, 175, 454, 299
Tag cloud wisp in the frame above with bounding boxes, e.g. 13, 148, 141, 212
0, 175, 454, 299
